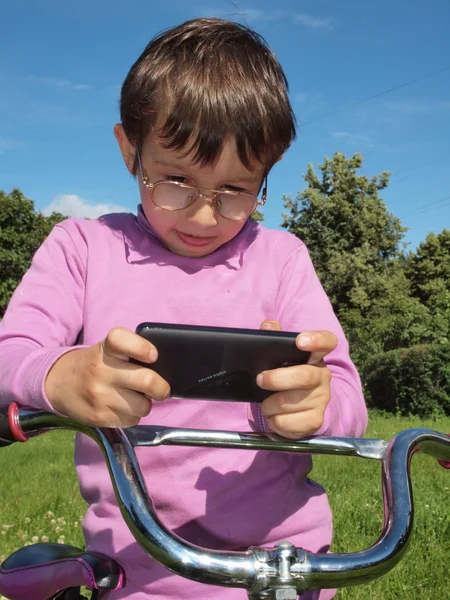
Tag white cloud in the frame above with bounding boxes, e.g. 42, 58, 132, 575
239, 8, 289, 22
0, 138, 23, 153
197, 7, 333, 29
28, 75, 92, 92
295, 92, 307, 103
42, 194, 128, 219
197, 6, 287, 21
331, 131, 375, 147
294, 14, 334, 30
72, 83, 91, 91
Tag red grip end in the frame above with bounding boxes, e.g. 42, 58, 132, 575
438, 459, 450, 469
8, 402, 28, 442
437, 434, 450, 469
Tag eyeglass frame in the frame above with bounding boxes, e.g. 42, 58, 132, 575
136, 148, 267, 221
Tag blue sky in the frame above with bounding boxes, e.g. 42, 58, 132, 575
1, 0, 449, 252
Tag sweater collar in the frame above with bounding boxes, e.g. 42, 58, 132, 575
123, 204, 258, 272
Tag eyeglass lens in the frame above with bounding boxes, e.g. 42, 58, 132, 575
152, 182, 257, 220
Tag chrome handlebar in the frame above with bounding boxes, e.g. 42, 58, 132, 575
6, 404, 450, 598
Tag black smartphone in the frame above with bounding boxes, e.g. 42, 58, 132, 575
134, 322, 310, 403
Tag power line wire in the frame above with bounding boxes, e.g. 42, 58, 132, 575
398, 179, 449, 200
390, 158, 449, 185
390, 152, 450, 180
298, 65, 450, 127
405, 194, 450, 217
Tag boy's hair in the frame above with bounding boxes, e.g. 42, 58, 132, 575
120, 18, 296, 175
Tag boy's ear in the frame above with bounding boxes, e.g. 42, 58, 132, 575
113, 124, 136, 174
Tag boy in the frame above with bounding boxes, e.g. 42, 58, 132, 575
0, 18, 367, 599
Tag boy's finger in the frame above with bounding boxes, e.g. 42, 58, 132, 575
101, 327, 158, 363
119, 365, 171, 402
109, 388, 153, 419
265, 409, 324, 439
261, 390, 307, 418
296, 330, 338, 365
259, 319, 281, 331
256, 363, 325, 391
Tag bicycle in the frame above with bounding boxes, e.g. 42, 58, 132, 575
0, 402, 449, 600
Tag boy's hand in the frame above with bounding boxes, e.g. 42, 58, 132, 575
45, 327, 170, 428
257, 320, 337, 439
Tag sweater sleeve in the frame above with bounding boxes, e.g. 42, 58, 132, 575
264, 241, 368, 438
0, 223, 87, 412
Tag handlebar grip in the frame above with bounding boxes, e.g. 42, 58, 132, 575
438, 447, 450, 469
0, 405, 15, 447
437, 434, 450, 469
0, 403, 27, 447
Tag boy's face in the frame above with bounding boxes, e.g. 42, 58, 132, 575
114, 125, 266, 257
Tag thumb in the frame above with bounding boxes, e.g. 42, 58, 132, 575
296, 331, 338, 365
259, 319, 282, 331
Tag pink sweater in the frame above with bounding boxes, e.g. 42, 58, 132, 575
0, 208, 367, 599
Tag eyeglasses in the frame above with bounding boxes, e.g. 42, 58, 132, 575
136, 150, 267, 221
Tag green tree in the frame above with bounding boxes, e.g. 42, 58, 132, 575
407, 230, 450, 295
406, 230, 450, 334
0, 189, 66, 317
342, 269, 441, 367
249, 208, 264, 222
364, 343, 450, 417
280, 153, 437, 368
282, 152, 406, 313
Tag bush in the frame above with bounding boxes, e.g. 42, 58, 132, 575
0, 189, 66, 317
363, 343, 450, 418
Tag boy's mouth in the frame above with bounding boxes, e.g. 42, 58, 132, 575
175, 230, 216, 247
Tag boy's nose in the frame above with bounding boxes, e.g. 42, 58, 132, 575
185, 193, 219, 226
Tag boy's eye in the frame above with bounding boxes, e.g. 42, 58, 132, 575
167, 175, 189, 184
221, 185, 246, 193
165, 176, 247, 194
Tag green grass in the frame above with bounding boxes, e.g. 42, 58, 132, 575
0, 414, 449, 599
0, 430, 86, 560
311, 413, 450, 598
